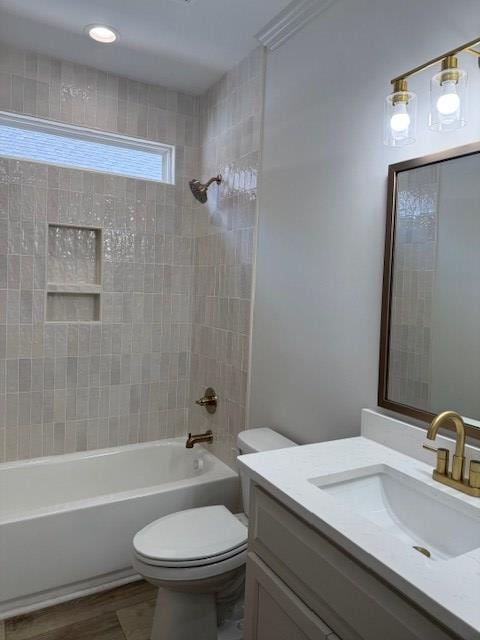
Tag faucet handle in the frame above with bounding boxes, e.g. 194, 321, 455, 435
423, 444, 449, 476
422, 444, 438, 453
468, 460, 480, 489
195, 387, 217, 414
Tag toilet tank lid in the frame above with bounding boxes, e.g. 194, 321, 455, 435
237, 428, 296, 455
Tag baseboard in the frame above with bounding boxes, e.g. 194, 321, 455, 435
0, 569, 141, 620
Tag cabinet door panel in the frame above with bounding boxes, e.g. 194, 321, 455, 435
245, 552, 334, 640
250, 487, 459, 640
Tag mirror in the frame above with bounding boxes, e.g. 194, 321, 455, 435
379, 143, 480, 437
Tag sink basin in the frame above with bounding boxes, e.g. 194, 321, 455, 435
311, 465, 480, 561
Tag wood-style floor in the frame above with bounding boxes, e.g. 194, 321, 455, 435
0, 581, 156, 640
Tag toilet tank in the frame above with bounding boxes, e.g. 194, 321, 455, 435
237, 428, 296, 516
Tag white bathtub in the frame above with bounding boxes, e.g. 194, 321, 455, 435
0, 438, 239, 618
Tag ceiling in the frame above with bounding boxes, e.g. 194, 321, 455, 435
0, 0, 291, 94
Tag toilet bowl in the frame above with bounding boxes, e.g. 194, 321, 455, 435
132, 428, 296, 640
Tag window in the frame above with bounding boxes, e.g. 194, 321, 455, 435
0, 111, 174, 184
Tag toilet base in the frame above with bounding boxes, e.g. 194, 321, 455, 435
132, 549, 246, 640
152, 587, 217, 640
218, 612, 244, 640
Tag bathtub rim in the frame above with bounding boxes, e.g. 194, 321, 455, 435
0, 438, 238, 525
0, 436, 204, 471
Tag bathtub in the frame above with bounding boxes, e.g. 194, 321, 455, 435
0, 438, 239, 618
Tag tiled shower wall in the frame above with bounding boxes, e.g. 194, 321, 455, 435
0, 43, 264, 465
0, 44, 200, 461
190, 47, 265, 466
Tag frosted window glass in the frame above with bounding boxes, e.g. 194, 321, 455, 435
0, 113, 174, 183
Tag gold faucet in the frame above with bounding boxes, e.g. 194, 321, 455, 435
423, 410, 480, 497
195, 387, 217, 414
185, 430, 213, 449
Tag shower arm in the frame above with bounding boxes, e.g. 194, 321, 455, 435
204, 175, 222, 188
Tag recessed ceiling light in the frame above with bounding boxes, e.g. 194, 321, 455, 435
86, 25, 118, 44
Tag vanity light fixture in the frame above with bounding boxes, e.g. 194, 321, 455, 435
429, 56, 467, 131
384, 79, 417, 147
86, 24, 118, 43
384, 36, 480, 146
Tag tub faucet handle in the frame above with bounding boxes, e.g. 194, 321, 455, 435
195, 387, 217, 414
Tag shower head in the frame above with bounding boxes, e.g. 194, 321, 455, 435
189, 175, 222, 204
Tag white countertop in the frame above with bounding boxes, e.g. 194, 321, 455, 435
238, 434, 480, 639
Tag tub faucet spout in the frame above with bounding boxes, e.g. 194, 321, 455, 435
186, 430, 213, 449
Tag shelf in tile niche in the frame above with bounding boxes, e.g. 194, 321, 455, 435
47, 283, 102, 294
47, 292, 100, 322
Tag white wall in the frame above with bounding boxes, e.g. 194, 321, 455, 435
249, 0, 480, 443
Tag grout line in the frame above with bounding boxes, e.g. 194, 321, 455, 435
115, 614, 128, 640
114, 612, 128, 640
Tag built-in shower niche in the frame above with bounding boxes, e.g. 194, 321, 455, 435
46, 224, 102, 322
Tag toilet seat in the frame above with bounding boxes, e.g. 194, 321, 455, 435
135, 542, 248, 568
133, 505, 248, 569
133, 546, 247, 583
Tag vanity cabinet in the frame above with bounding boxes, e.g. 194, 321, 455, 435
244, 486, 460, 640
245, 552, 335, 640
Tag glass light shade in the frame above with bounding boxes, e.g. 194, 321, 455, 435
384, 90, 417, 147
429, 65, 467, 131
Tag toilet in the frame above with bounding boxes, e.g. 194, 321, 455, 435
132, 428, 296, 640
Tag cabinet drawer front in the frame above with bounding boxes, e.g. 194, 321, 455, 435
245, 552, 335, 640
250, 487, 458, 640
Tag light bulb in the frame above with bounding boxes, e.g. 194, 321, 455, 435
384, 83, 416, 146
390, 103, 411, 133
436, 80, 460, 116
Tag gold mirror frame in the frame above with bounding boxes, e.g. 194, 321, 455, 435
378, 141, 480, 440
